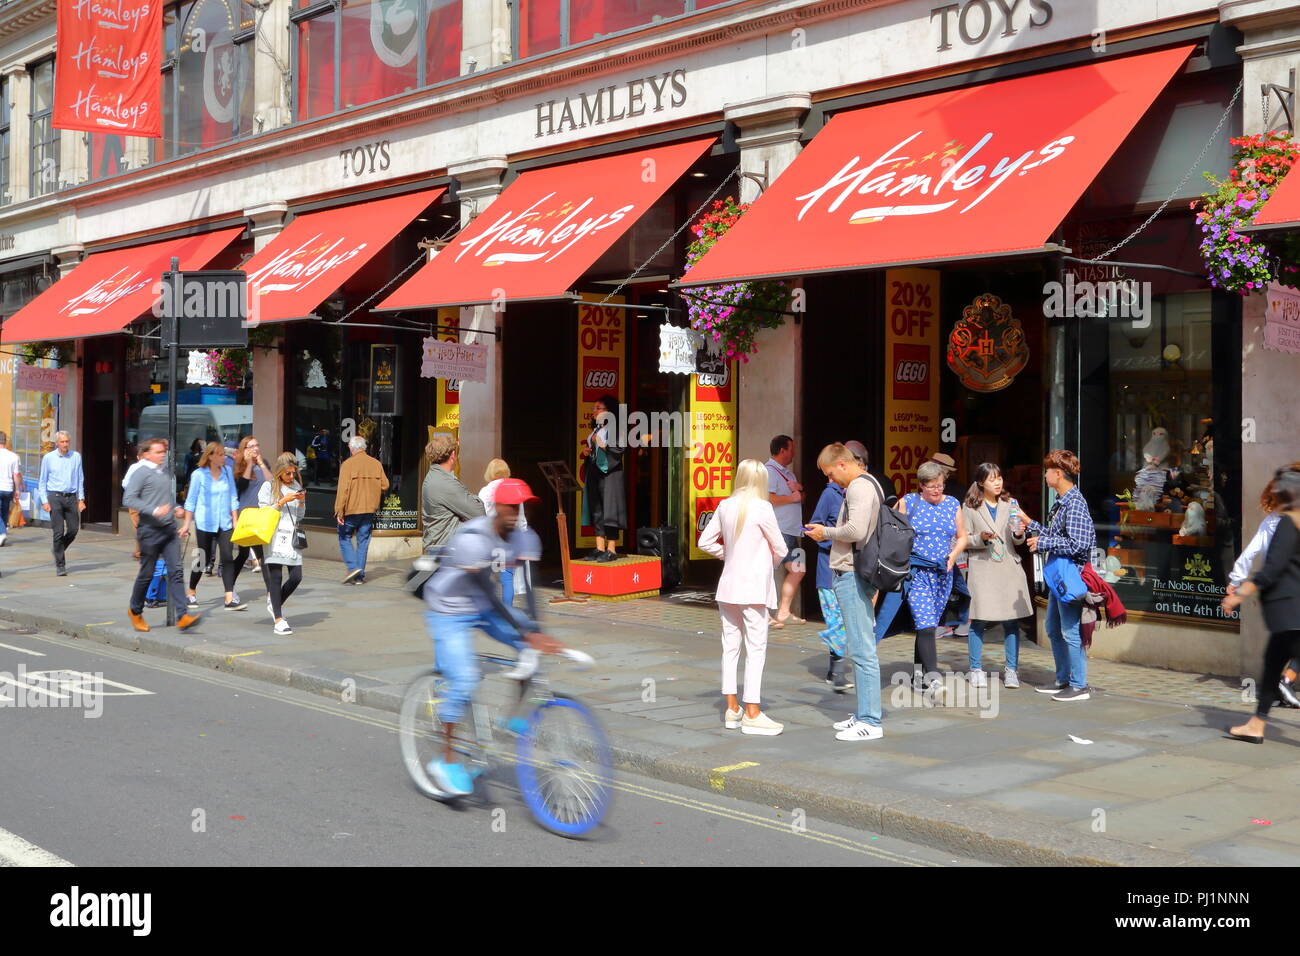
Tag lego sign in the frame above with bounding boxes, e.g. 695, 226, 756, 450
687, 362, 738, 561
575, 296, 626, 547
884, 268, 940, 496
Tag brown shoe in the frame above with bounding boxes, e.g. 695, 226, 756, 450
128, 610, 150, 632
176, 613, 200, 630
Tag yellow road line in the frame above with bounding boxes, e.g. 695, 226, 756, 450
709, 761, 759, 791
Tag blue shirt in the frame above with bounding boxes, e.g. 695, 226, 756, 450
809, 483, 845, 590
38, 449, 84, 504
1028, 485, 1096, 565
184, 464, 238, 532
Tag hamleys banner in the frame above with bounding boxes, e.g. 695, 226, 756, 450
379, 137, 714, 310
54, 0, 163, 137
678, 47, 1191, 286
242, 188, 443, 324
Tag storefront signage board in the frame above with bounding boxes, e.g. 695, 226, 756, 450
686, 361, 738, 561
422, 339, 488, 382
368, 344, 399, 415
658, 324, 702, 375
884, 268, 941, 497
575, 295, 626, 548
1264, 282, 1300, 355
54, 0, 162, 137
16, 363, 68, 395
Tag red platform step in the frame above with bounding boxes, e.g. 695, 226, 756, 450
571, 554, 661, 601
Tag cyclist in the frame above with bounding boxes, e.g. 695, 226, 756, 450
423, 477, 566, 797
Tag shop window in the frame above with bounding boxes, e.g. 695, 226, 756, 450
516, 0, 732, 58
340, 0, 421, 109
170, 0, 255, 155
0, 76, 9, 204
295, 2, 338, 120
29, 58, 58, 197
289, 330, 345, 522
424, 0, 462, 85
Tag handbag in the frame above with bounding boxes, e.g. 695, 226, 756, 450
231, 507, 279, 547
9, 496, 25, 529
291, 511, 308, 551
1043, 554, 1087, 603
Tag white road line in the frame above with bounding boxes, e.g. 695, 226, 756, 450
0, 643, 45, 656
0, 826, 74, 866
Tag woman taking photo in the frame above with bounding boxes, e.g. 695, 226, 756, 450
897, 461, 968, 698
580, 393, 626, 561
1223, 467, 1300, 743
230, 435, 273, 582
180, 442, 245, 611
698, 459, 788, 736
962, 463, 1032, 689
259, 453, 306, 635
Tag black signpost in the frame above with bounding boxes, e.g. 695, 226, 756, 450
160, 260, 248, 624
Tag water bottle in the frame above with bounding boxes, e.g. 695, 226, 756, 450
1008, 499, 1019, 529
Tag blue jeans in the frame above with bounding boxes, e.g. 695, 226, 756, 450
337, 514, 373, 577
1045, 593, 1086, 688
0, 491, 11, 534
500, 567, 515, 607
968, 620, 1020, 671
425, 608, 528, 725
833, 570, 881, 727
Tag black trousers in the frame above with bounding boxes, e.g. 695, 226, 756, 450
1256, 630, 1300, 718
48, 493, 79, 566
231, 544, 262, 585
263, 563, 303, 619
131, 524, 187, 618
914, 627, 939, 678
190, 529, 235, 593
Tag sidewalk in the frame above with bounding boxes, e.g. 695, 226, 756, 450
2, 526, 1297, 866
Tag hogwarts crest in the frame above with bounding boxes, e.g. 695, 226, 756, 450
946, 293, 1029, 393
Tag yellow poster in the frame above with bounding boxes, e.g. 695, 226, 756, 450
883, 268, 941, 497
575, 293, 625, 549
686, 359, 738, 561
433, 305, 460, 477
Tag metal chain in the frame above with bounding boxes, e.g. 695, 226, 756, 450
1084, 80, 1243, 263
596, 165, 743, 307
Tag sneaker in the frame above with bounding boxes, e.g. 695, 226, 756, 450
128, 610, 150, 632
936, 625, 956, 639
176, 613, 200, 631
1036, 682, 1068, 694
342, 568, 363, 585
426, 760, 473, 797
273, 619, 293, 635
583, 550, 604, 562
832, 713, 860, 731
954, 623, 970, 637
230, 591, 242, 606
1003, 668, 1020, 689
926, 679, 949, 704
597, 550, 619, 563
1052, 685, 1090, 702
836, 721, 884, 741
0, 533, 7, 546
224, 599, 247, 611
832, 670, 853, 693
56, 566, 67, 577
1278, 681, 1300, 709
186, 593, 198, 607
741, 711, 783, 736
724, 707, 743, 730
969, 669, 988, 688
502, 647, 540, 680
145, 600, 166, 609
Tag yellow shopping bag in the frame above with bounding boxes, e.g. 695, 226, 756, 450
231, 507, 280, 547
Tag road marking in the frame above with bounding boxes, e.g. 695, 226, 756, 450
86, 622, 116, 627
709, 761, 759, 791
0, 826, 74, 867
0, 642, 45, 656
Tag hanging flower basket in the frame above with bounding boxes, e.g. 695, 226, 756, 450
19, 341, 74, 367
678, 197, 792, 362
1193, 132, 1300, 293
207, 348, 250, 389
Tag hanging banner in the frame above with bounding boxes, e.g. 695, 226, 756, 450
686, 358, 738, 561
658, 324, 702, 375
16, 363, 69, 395
884, 268, 940, 497
422, 339, 488, 383
575, 294, 625, 548
54, 0, 163, 137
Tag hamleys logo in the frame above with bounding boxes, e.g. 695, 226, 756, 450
61, 267, 151, 316
455, 192, 635, 267
793, 129, 1075, 223
247, 233, 368, 295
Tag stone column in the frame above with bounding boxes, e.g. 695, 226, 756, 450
3, 65, 30, 204
251, 0, 291, 131
244, 202, 288, 450
447, 156, 508, 485
460, 0, 512, 73
51, 245, 84, 447
1220, 0, 1300, 677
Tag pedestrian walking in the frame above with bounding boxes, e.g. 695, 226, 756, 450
765, 434, 807, 627
122, 442, 155, 560
805, 443, 885, 741
180, 442, 245, 611
123, 438, 199, 632
0, 431, 23, 548
698, 459, 788, 736
579, 394, 627, 561
38, 431, 85, 576
962, 462, 1032, 689
479, 458, 531, 606
1021, 449, 1096, 701
420, 434, 485, 553
260, 453, 306, 634
230, 435, 272, 582
1224, 466, 1300, 743
335, 435, 389, 585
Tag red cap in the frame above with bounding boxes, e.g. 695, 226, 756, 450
494, 478, 539, 505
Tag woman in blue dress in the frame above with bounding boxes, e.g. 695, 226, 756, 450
897, 460, 968, 697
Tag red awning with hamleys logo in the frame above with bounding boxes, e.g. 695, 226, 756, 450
0, 227, 243, 344
1250, 145, 1300, 230
377, 137, 715, 310
676, 46, 1192, 287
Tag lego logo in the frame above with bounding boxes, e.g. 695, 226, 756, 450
895, 361, 928, 383
585, 369, 617, 389
696, 509, 715, 531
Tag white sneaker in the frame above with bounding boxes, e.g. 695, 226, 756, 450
741, 711, 783, 736
836, 721, 883, 741
724, 707, 743, 730
1004, 668, 1020, 688
273, 619, 293, 635
187, 593, 198, 607
0, 533, 7, 547
927, 680, 949, 704
832, 713, 860, 731
502, 647, 540, 680
969, 669, 988, 688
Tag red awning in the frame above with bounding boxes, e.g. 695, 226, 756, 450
1251, 163, 1300, 230
378, 137, 715, 310
1, 227, 243, 343
677, 46, 1192, 287
244, 187, 444, 324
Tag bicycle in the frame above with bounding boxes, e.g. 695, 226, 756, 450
398, 648, 614, 837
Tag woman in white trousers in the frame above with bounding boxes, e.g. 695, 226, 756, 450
698, 459, 789, 735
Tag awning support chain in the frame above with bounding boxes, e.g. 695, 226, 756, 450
1263, 70, 1295, 134
1079, 79, 1242, 265
595, 164, 743, 307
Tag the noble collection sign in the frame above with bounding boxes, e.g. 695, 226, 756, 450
369, 344, 399, 415
55, 0, 163, 137
535, 69, 687, 138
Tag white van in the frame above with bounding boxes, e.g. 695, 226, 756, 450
137, 404, 254, 480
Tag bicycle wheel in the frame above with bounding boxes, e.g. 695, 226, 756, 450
515, 694, 614, 836
398, 673, 482, 800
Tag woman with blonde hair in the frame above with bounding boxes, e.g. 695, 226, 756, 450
698, 458, 789, 736
258, 452, 306, 635
180, 441, 244, 610
478, 458, 530, 605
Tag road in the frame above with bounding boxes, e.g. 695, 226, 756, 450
0, 628, 986, 867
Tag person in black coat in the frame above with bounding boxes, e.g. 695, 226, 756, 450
580, 393, 626, 562
1224, 466, 1300, 743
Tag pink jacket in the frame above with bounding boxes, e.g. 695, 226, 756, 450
698, 497, 789, 608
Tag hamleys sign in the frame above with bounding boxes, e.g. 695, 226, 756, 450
61, 267, 152, 316
454, 194, 635, 267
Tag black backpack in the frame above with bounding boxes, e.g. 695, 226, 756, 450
851, 473, 914, 592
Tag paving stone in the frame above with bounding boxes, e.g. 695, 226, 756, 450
1050, 755, 1253, 799
892, 759, 1063, 797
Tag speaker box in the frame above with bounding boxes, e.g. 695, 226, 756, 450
636, 526, 681, 590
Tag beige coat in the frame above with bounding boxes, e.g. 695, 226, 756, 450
963, 499, 1032, 621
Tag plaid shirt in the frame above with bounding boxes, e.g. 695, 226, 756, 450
1028, 486, 1095, 565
